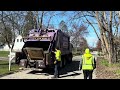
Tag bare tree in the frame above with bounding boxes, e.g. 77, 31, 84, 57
70, 23, 88, 53
68, 11, 120, 64
81, 11, 119, 64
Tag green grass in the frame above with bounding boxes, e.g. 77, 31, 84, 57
112, 63, 120, 75
0, 60, 20, 75
100, 60, 120, 75
100, 59, 109, 67
0, 51, 9, 57
114, 69, 120, 75
100, 59, 120, 78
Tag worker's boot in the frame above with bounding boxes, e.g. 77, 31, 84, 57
51, 76, 58, 79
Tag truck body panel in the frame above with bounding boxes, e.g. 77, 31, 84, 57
17, 28, 73, 69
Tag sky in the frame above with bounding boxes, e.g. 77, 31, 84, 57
86, 26, 98, 47
43, 12, 98, 47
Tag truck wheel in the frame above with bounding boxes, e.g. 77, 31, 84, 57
70, 54, 73, 62
63, 58, 66, 67
68, 54, 73, 63
15, 52, 21, 64
22, 59, 29, 68
35, 61, 39, 69
60, 60, 63, 68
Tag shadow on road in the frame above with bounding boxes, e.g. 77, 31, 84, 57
61, 61, 80, 73
27, 61, 81, 77
59, 71, 81, 78
59, 61, 81, 78
27, 68, 54, 75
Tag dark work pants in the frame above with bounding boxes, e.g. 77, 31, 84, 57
54, 61, 60, 78
83, 70, 93, 79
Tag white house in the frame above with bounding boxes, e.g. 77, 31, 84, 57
12, 35, 24, 52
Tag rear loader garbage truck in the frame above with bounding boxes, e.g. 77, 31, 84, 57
17, 28, 73, 69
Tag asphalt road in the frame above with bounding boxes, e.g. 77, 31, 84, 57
0, 56, 96, 79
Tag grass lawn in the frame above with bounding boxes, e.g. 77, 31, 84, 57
0, 51, 9, 57
0, 60, 20, 75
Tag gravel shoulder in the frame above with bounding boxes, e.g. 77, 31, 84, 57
96, 56, 120, 79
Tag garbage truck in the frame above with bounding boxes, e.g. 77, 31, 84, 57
16, 28, 73, 69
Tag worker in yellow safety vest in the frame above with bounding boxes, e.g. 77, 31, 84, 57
79, 48, 96, 79
52, 47, 61, 78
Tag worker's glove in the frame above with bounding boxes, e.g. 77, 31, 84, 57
54, 61, 57, 64
79, 67, 81, 71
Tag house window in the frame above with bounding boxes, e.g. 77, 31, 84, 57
17, 39, 19, 42
20, 39, 22, 42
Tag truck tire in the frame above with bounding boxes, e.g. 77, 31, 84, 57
15, 52, 21, 64
59, 60, 63, 68
70, 53, 73, 62
15, 52, 25, 64
24, 59, 30, 68
63, 57, 66, 67
35, 61, 39, 69
68, 53, 72, 63
25, 59, 29, 68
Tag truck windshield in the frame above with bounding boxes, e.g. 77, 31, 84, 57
23, 41, 50, 51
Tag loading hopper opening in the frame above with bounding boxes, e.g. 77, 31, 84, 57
23, 41, 50, 51
23, 47, 45, 60
22, 41, 50, 60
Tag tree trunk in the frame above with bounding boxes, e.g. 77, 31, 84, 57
40, 11, 44, 29
95, 11, 109, 60
1, 11, 11, 49
108, 11, 115, 64
114, 43, 118, 62
108, 33, 114, 64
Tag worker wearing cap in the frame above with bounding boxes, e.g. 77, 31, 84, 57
79, 48, 96, 79
52, 47, 61, 78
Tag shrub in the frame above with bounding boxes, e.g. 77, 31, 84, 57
100, 59, 109, 67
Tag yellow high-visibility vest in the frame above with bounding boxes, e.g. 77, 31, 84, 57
82, 54, 94, 70
55, 50, 61, 61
